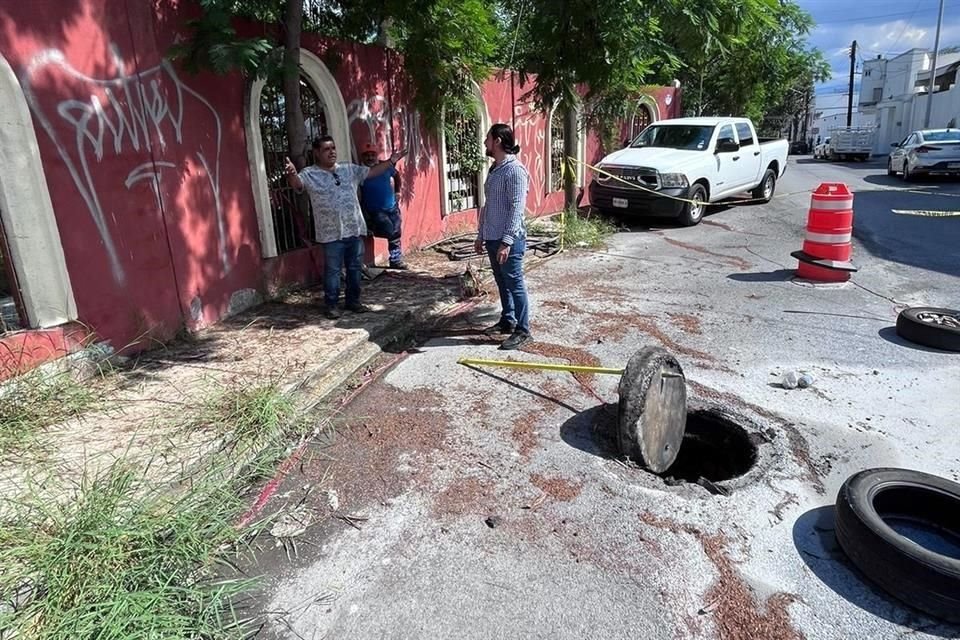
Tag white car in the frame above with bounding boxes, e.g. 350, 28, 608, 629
589, 117, 789, 226
888, 128, 960, 181
814, 137, 831, 159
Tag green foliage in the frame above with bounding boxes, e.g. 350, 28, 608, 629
0, 368, 112, 459
0, 461, 257, 639
655, 0, 829, 128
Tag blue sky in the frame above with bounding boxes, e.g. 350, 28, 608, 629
797, 0, 960, 111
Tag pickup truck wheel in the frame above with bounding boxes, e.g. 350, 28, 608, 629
678, 184, 707, 226
751, 169, 776, 203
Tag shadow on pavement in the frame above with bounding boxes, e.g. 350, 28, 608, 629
727, 269, 794, 283
793, 506, 960, 637
558, 402, 620, 458
862, 174, 960, 188
462, 364, 583, 414
851, 189, 960, 277
877, 326, 960, 354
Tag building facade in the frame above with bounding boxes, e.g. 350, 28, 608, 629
0, 1, 680, 379
858, 48, 960, 154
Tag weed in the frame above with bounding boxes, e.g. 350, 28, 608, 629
531, 208, 617, 249
0, 368, 111, 460
0, 458, 264, 640
184, 378, 307, 453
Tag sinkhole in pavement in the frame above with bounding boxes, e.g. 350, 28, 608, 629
662, 409, 759, 484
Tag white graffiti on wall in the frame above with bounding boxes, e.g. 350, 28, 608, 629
347, 95, 433, 169
513, 103, 546, 211
21, 44, 227, 285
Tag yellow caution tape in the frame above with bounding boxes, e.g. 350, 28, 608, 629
892, 209, 960, 217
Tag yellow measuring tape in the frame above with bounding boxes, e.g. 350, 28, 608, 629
458, 357, 624, 375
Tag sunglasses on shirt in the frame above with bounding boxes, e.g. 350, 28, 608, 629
332, 172, 341, 186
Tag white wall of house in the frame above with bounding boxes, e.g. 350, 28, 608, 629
857, 48, 960, 154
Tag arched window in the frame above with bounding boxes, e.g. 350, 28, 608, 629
246, 49, 351, 258
258, 75, 329, 254
439, 84, 489, 217
631, 104, 653, 139
549, 109, 565, 193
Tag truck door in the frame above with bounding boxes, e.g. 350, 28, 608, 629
732, 122, 762, 190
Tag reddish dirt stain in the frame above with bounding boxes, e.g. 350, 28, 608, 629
661, 237, 752, 271
432, 476, 495, 517
529, 473, 583, 501
668, 312, 703, 335
639, 513, 804, 640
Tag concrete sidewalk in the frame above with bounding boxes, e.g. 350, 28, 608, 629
0, 250, 486, 494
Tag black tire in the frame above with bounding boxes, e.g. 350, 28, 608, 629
835, 468, 960, 623
895, 307, 960, 351
903, 163, 913, 182
887, 159, 896, 176
678, 183, 707, 226
751, 169, 776, 203
617, 346, 686, 474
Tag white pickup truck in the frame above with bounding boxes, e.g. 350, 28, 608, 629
589, 117, 789, 225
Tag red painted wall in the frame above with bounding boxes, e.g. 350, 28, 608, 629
0, 0, 679, 378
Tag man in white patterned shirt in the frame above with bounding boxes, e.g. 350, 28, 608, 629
285, 136, 406, 319
474, 123, 533, 350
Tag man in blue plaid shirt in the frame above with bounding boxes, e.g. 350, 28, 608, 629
474, 123, 533, 350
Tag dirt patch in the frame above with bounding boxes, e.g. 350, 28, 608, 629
512, 414, 540, 460
660, 237, 752, 271
687, 381, 824, 494
535, 302, 718, 365
431, 475, 496, 517
303, 382, 451, 509
639, 513, 803, 640
668, 312, 703, 335
530, 473, 583, 501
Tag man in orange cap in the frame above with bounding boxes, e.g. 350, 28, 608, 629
359, 142, 407, 269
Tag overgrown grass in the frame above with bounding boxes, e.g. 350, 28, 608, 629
185, 379, 307, 453
0, 374, 317, 639
530, 208, 617, 249
0, 460, 261, 639
0, 368, 111, 459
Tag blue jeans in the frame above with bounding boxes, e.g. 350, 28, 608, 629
485, 238, 530, 334
364, 206, 403, 263
322, 236, 362, 308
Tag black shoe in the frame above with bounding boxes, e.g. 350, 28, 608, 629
388, 260, 409, 270
483, 321, 515, 336
345, 303, 371, 314
324, 307, 342, 320
499, 331, 532, 351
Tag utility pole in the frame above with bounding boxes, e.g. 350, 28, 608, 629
847, 40, 856, 127
923, 0, 945, 127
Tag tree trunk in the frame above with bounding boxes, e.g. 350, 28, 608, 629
562, 100, 580, 210
283, 0, 306, 169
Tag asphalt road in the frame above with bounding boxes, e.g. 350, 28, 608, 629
256, 156, 960, 640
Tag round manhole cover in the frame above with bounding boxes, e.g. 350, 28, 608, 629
616, 346, 687, 473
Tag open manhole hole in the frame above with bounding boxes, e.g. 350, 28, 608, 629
662, 409, 759, 484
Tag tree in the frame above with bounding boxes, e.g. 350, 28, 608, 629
655, 0, 830, 129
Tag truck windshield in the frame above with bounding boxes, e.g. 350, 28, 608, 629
632, 125, 716, 151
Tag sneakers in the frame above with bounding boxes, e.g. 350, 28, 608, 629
324, 307, 342, 320
483, 320, 515, 336
345, 302, 371, 314
500, 331, 532, 351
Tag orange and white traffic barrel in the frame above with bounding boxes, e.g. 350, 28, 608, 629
791, 183, 858, 282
